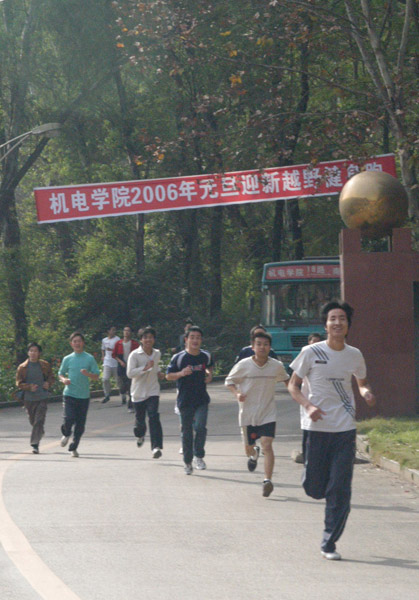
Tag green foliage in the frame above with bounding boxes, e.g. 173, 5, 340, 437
357, 417, 419, 470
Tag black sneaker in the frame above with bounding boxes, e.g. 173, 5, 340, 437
69, 442, 77, 452
152, 447, 162, 459
101, 396, 110, 404
31, 444, 39, 454
247, 446, 260, 472
262, 479, 274, 497
136, 437, 144, 447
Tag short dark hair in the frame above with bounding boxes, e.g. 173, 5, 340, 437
70, 331, 85, 342
141, 326, 156, 339
308, 332, 322, 343
250, 324, 266, 340
252, 331, 272, 345
185, 325, 203, 338
321, 301, 354, 328
27, 342, 42, 352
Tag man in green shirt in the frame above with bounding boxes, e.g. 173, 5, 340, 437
58, 332, 100, 457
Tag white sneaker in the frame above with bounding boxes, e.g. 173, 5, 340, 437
60, 436, 69, 447
184, 463, 193, 475
179, 447, 183, 454
194, 457, 206, 470
321, 550, 341, 561
152, 448, 162, 459
71, 449, 79, 458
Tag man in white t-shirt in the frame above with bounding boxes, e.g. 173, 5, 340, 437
101, 326, 120, 404
288, 301, 376, 561
225, 331, 289, 498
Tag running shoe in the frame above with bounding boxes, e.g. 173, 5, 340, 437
247, 446, 260, 472
194, 457, 206, 470
152, 448, 162, 459
321, 550, 341, 561
60, 435, 69, 447
136, 437, 144, 447
262, 479, 274, 497
184, 463, 193, 475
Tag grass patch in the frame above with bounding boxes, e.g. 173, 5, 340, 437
357, 417, 419, 470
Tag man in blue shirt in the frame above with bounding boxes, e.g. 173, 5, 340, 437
166, 326, 213, 475
58, 332, 100, 457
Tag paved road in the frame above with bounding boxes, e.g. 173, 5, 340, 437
0, 383, 418, 600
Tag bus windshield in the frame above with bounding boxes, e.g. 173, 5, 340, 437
262, 281, 340, 326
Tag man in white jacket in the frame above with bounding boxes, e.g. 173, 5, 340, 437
127, 326, 165, 458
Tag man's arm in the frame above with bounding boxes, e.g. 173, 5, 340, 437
288, 372, 325, 422
226, 383, 246, 402
166, 365, 193, 381
80, 369, 99, 380
205, 366, 213, 384
355, 377, 376, 407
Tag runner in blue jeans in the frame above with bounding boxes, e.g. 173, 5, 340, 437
166, 326, 214, 475
288, 301, 376, 561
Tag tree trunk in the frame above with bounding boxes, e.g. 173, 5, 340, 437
209, 206, 223, 317
2, 198, 28, 362
288, 200, 304, 260
272, 200, 284, 261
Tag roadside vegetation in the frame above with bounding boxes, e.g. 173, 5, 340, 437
357, 418, 419, 471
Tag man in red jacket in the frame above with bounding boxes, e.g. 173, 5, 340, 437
112, 326, 139, 411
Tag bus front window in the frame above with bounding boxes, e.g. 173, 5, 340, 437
262, 281, 340, 326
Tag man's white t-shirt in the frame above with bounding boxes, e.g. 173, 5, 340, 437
290, 340, 367, 433
102, 336, 120, 368
225, 356, 288, 427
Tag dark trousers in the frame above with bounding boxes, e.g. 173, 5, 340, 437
25, 400, 48, 446
303, 429, 356, 553
133, 396, 163, 450
61, 396, 90, 450
180, 403, 208, 465
117, 373, 133, 408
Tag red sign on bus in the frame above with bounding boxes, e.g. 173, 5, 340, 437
266, 264, 341, 280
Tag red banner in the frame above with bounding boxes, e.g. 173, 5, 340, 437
34, 153, 397, 224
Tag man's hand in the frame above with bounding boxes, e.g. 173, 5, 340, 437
144, 360, 154, 371
30, 383, 38, 392
236, 392, 246, 402
363, 390, 376, 407
306, 404, 326, 422
181, 365, 193, 377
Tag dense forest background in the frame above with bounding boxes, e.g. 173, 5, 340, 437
0, 0, 418, 397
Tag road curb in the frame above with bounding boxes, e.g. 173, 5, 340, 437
357, 434, 419, 487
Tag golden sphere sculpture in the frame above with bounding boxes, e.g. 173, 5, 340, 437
339, 171, 408, 239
